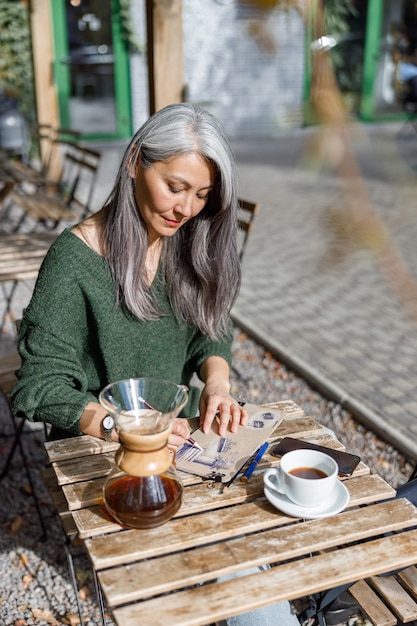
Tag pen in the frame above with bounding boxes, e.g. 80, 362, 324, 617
186, 437, 204, 451
240, 441, 269, 483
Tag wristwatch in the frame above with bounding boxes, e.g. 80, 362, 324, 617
101, 414, 115, 442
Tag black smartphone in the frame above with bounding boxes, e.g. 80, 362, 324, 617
270, 437, 361, 476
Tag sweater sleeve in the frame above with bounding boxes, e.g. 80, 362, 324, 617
185, 320, 233, 381
12, 318, 97, 433
11, 236, 99, 434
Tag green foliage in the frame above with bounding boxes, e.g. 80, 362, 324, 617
323, 0, 363, 101
0, 0, 36, 122
323, 0, 358, 36
118, 0, 143, 54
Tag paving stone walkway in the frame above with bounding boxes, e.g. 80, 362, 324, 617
230, 122, 417, 460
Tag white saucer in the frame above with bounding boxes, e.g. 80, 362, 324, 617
264, 480, 350, 519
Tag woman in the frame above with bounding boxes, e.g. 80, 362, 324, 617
12, 103, 299, 626
11, 103, 247, 444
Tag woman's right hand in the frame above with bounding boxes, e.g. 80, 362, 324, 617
168, 417, 191, 451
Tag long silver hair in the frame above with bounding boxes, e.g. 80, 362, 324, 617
103, 102, 241, 339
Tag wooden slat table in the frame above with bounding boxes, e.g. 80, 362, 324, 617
0, 232, 57, 334
44, 401, 417, 626
0, 232, 57, 280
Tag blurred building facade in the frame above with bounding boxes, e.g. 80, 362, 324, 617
29, 0, 417, 141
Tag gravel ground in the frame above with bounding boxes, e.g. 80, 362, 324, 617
0, 326, 415, 626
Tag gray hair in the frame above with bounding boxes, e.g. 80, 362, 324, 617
104, 102, 241, 339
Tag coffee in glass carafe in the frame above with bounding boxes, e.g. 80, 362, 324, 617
99, 378, 188, 529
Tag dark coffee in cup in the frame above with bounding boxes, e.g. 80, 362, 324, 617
289, 467, 328, 480
264, 449, 338, 507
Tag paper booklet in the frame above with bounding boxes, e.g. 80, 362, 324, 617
175, 403, 286, 484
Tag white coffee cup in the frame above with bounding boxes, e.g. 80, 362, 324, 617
263, 448, 338, 507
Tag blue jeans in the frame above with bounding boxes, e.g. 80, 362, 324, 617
216, 566, 300, 626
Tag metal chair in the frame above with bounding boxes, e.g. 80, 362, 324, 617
401, 76, 417, 136
237, 197, 261, 261
232, 198, 261, 382
31, 126, 81, 178
9, 143, 101, 231
25, 123, 54, 176
0, 349, 48, 540
397, 62, 417, 137
0, 339, 101, 624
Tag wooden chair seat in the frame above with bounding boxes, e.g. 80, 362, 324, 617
317, 477, 417, 624
0, 350, 20, 396
314, 473, 417, 626
0, 233, 57, 331
9, 189, 78, 224
349, 567, 417, 625
0, 158, 55, 186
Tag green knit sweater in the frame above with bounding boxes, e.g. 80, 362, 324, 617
11, 229, 232, 438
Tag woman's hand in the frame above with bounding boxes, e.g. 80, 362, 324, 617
168, 417, 191, 450
80, 403, 190, 448
199, 387, 247, 436
199, 356, 248, 436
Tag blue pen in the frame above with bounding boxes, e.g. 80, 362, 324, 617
240, 441, 269, 483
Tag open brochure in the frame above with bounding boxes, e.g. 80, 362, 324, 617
175, 403, 286, 484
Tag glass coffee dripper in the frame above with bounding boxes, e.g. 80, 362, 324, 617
99, 377, 188, 529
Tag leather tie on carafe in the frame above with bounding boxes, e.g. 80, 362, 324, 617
115, 423, 173, 477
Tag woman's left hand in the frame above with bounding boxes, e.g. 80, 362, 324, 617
199, 356, 248, 436
199, 384, 247, 437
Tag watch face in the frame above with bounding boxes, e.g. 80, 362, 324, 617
103, 415, 114, 430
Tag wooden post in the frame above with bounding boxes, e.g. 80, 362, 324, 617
146, 0, 184, 114
29, 0, 61, 177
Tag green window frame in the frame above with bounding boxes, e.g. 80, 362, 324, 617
50, 0, 132, 140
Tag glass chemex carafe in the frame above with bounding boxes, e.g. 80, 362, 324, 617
99, 377, 188, 529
